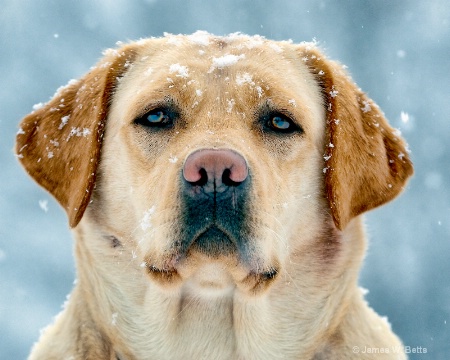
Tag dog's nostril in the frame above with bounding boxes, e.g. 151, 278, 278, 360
191, 168, 208, 187
184, 167, 208, 187
222, 168, 238, 187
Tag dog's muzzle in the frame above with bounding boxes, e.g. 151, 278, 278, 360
180, 148, 250, 256
143, 148, 279, 293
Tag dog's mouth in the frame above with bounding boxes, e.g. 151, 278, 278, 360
189, 225, 236, 256
143, 225, 280, 295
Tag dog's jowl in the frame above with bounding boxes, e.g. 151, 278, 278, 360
16, 32, 413, 360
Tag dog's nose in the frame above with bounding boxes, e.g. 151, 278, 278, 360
183, 149, 248, 192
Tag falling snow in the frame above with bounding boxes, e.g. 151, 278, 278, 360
39, 200, 49, 212
400, 111, 410, 123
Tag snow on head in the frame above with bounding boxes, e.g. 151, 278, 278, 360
329, 87, 339, 98
226, 99, 235, 114
141, 206, 155, 231
58, 115, 70, 130
209, 54, 245, 72
32, 102, 44, 112
235, 73, 264, 97
361, 100, 372, 113
188, 30, 210, 46
236, 72, 255, 86
169, 155, 178, 163
269, 43, 283, 53
164, 33, 183, 46
66, 127, 91, 141
144, 67, 153, 76
54, 79, 79, 98
223, 32, 265, 49
111, 313, 118, 326
169, 64, 189, 78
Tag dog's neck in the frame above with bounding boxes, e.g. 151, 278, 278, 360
85, 275, 350, 360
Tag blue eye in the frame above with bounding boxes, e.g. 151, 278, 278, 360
135, 108, 174, 128
264, 112, 301, 134
271, 116, 291, 130
147, 110, 169, 124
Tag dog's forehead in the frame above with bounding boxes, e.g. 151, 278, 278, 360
131, 34, 312, 84
124, 34, 317, 95
111, 33, 325, 139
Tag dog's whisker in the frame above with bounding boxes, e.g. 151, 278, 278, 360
172, 295, 199, 322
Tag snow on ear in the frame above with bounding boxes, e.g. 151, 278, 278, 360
16, 44, 138, 228
299, 45, 413, 230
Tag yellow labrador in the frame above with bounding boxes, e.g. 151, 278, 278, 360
16, 32, 413, 360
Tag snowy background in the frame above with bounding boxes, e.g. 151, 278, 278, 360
1, 0, 449, 358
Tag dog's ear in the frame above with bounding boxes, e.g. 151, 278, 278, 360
299, 45, 413, 230
16, 44, 138, 228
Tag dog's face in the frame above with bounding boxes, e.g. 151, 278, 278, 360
16, 33, 413, 297
93, 35, 328, 294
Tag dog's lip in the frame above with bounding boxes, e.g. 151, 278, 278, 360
143, 252, 280, 294
145, 264, 182, 285
236, 267, 279, 294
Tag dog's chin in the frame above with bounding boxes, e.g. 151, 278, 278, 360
143, 228, 280, 296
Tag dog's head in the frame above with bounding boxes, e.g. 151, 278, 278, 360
16, 33, 413, 295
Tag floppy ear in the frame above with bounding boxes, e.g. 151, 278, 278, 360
16, 44, 138, 228
300, 45, 413, 230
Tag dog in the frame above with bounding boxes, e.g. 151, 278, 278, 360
16, 32, 413, 359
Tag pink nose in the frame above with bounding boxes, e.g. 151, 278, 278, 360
183, 149, 248, 188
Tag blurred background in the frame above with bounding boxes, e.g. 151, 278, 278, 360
1, 0, 449, 358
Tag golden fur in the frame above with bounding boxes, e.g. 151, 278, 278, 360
16, 33, 413, 359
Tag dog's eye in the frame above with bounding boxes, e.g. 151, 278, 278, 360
147, 110, 169, 124
135, 108, 174, 128
270, 116, 291, 130
265, 113, 300, 134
